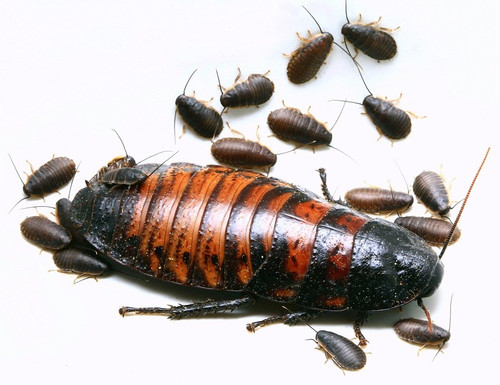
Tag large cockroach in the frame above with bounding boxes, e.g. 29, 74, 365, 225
341, 0, 398, 61
394, 216, 461, 247
18, 148, 489, 347
413, 171, 451, 216
175, 69, 223, 139
217, 69, 274, 109
286, 7, 334, 84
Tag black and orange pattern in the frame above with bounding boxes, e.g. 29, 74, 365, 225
71, 163, 373, 310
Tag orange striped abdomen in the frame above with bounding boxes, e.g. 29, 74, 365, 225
70, 163, 370, 309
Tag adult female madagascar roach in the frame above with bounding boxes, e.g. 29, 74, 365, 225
21, 147, 488, 344
27, 162, 444, 335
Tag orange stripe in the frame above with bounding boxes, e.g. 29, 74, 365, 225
195, 171, 259, 288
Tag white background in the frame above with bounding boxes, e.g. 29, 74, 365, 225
0, 0, 498, 383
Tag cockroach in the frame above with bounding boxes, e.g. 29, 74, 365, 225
341, 0, 397, 61
362, 95, 411, 140
345, 187, 413, 214
413, 171, 451, 216
175, 69, 223, 139
20, 215, 72, 251
10, 155, 76, 199
210, 137, 277, 169
314, 329, 367, 371
330, 50, 412, 141
98, 154, 177, 186
394, 318, 450, 349
267, 107, 331, 145
217, 69, 274, 109
286, 6, 334, 84
394, 216, 461, 246
91, 130, 137, 183
20, 148, 489, 348
53, 248, 108, 277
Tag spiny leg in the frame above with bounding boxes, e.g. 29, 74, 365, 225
119, 296, 255, 319
246, 309, 321, 332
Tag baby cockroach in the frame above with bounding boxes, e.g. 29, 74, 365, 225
211, 137, 277, 169
99, 153, 177, 186
345, 187, 413, 214
267, 107, 331, 146
175, 69, 223, 139
52, 248, 109, 277
394, 216, 461, 246
394, 318, 450, 349
341, 0, 398, 61
217, 69, 274, 109
314, 329, 367, 371
286, 6, 334, 84
362, 95, 411, 140
10, 154, 76, 200
92, 129, 137, 183
20, 215, 72, 251
413, 171, 451, 216
330, 49, 413, 141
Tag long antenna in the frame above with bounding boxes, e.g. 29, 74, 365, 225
302, 5, 323, 34
438, 147, 490, 260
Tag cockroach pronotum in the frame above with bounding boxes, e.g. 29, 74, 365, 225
19, 148, 489, 352
345, 187, 413, 214
286, 6, 334, 84
217, 69, 274, 109
413, 171, 451, 216
10, 155, 76, 201
394, 318, 450, 349
341, 0, 398, 61
175, 69, 223, 139
20, 215, 72, 251
210, 137, 277, 169
394, 216, 461, 247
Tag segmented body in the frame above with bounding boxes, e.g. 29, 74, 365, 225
287, 32, 333, 84
363, 96, 411, 140
395, 216, 460, 246
24, 157, 76, 197
394, 318, 450, 346
315, 330, 367, 370
175, 95, 223, 138
53, 248, 109, 276
267, 107, 331, 145
345, 187, 413, 214
220, 74, 274, 108
342, 24, 397, 60
413, 171, 451, 216
21, 216, 72, 250
211, 138, 277, 168
70, 163, 441, 312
